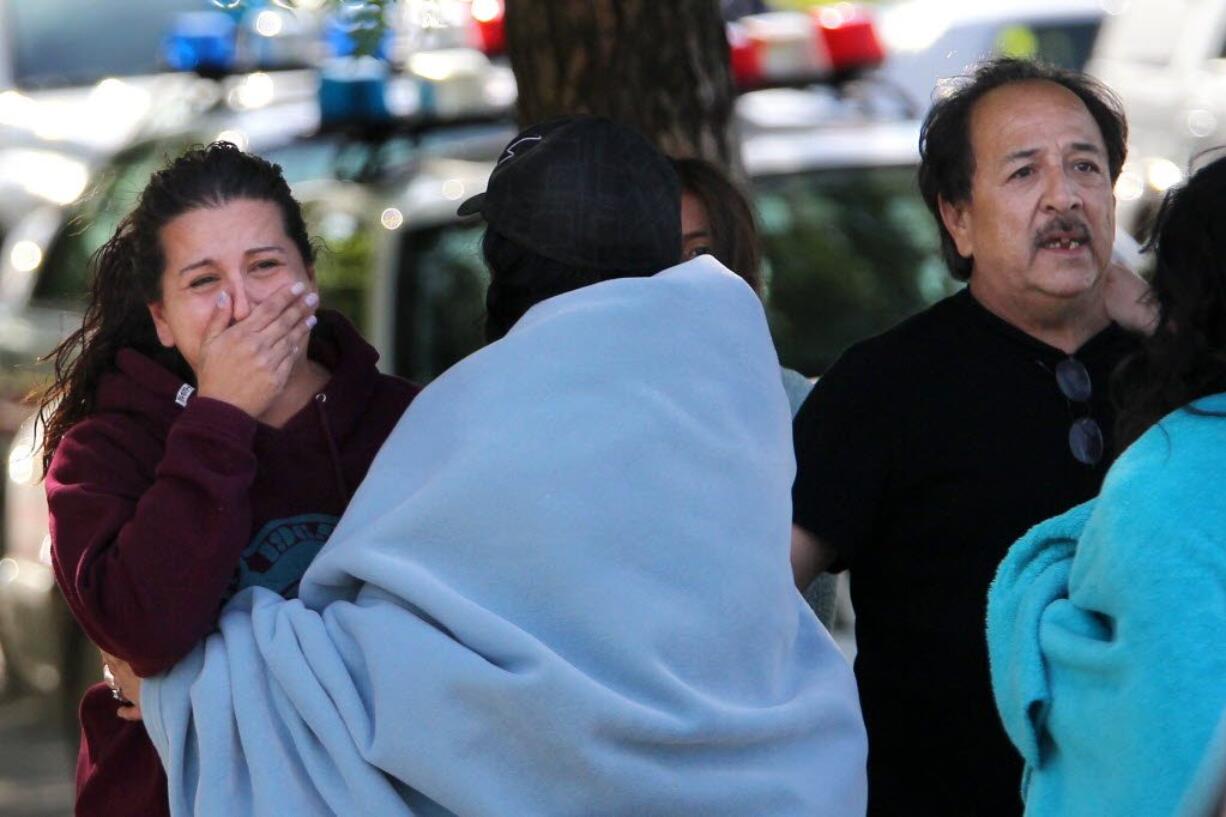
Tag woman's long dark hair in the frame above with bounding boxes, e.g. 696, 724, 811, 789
1113, 152, 1226, 451
671, 157, 762, 293
37, 141, 314, 473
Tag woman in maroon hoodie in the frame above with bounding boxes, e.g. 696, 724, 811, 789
35, 142, 418, 817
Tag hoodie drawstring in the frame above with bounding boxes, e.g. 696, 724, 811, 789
314, 393, 350, 504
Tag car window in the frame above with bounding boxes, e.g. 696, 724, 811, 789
265, 139, 346, 187
756, 163, 954, 375
393, 222, 489, 383
389, 165, 953, 384
6, 0, 211, 89
300, 200, 377, 333
1000, 21, 1101, 71
31, 143, 182, 309
33, 139, 373, 327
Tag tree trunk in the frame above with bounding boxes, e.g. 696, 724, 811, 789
504, 0, 737, 167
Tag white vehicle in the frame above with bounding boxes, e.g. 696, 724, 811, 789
1087, 0, 1226, 238
874, 0, 1107, 110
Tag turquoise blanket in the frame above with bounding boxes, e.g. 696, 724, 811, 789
988, 392, 1226, 816
143, 257, 868, 816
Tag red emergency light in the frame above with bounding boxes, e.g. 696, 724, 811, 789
469, 0, 506, 57
729, 4, 884, 91
728, 24, 765, 88
813, 4, 885, 76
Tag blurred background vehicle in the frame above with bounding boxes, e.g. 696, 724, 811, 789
873, 0, 1108, 113
1087, 0, 1226, 240
0, 0, 226, 91
0, 0, 323, 163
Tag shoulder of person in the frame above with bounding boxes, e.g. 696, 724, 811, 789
831, 295, 960, 372
799, 295, 965, 427
340, 373, 420, 444
1099, 392, 1226, 520
815, 326, 919, 399
779, 367, 814, 417
374, 372, 422, 411
48, 410, 157, 491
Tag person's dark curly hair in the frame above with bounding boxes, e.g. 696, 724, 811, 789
36, 141, 314, 474
918, 57, 1128, 281
1113, 152, 1226, 452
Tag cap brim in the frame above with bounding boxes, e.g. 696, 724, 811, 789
456, 192, 486, 217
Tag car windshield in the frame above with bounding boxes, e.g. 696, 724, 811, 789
32, 136, 376, 318
393, 162, 952, 383
394, 222, 490, 383
6, 0, 211, 89
757, 163, 953, 375
32, 141, 186, 309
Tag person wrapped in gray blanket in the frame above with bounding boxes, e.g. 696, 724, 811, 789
118, 116, 868, 817
672, 155, 839, 626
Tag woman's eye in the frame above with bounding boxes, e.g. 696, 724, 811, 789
188, 275, 218, 290
251, 259, 282, 274
685, 246, 713, 260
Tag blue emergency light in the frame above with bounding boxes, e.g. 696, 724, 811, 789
161, 12, 239, 76
319, 57, 395, 128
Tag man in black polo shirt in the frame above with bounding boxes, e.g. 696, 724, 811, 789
790, 58, 1147, 815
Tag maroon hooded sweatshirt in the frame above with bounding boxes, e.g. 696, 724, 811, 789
46, 311, 418, 817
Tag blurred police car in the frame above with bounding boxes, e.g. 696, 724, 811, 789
0, 1, 324, 161
0, 4, 948, 731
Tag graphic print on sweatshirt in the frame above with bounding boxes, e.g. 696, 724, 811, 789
228, 513, 339, 599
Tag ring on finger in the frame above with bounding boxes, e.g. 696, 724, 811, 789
103, 663, 126, 701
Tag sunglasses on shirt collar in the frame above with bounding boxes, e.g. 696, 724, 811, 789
1040, 356, 1104, 466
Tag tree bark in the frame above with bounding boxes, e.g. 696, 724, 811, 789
504, 0, 737, 167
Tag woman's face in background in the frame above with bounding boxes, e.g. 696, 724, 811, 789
681, 191, 714, 261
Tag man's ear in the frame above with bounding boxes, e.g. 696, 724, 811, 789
147, 301, 176, 348
938, 195, 974, 259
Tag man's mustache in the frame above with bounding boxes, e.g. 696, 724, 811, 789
1033, 216, 1091, 248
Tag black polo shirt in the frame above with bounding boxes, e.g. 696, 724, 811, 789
792, 288, 1137, 816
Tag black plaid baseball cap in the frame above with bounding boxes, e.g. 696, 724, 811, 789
457, 116, 681, 272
